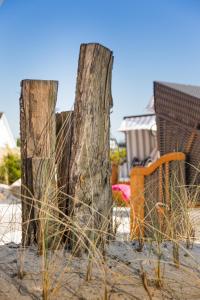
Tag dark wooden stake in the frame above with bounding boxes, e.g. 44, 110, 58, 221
20, 80, 58, 248
56, 111, 73, 241
69, 43, 114, 254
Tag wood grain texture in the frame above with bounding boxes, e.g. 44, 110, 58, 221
20, 80, 58, 246
69, 43, 114, 253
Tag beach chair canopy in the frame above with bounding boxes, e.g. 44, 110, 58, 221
154, 81, 200, 186
118, 113, 156, 132
119, 114, 158, 173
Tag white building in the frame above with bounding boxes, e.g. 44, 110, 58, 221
0, 112, 16, 149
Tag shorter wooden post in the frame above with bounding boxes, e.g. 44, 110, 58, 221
56, 111, 73, 216
56, 111, 74, 242
20, 79, 58, 248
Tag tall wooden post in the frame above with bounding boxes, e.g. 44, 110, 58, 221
69, 43, 114, 254
20, 80, 58, 248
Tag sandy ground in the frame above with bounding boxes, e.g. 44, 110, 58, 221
0, 184, 200, 299
0, 240, 200, 299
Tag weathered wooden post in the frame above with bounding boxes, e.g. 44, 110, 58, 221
56, 111, 73, 241
69, 43, 114, 254
20, 80, 58, 248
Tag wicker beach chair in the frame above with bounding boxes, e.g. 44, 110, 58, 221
154, 81, 200, 190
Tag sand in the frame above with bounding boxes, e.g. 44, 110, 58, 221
0, 240, 200, 299
0, 183, 200, 299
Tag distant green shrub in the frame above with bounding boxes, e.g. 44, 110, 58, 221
110, 148, 126, 165
0, 152, 21, 184
16, 138, 21, 147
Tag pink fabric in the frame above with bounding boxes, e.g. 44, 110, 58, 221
112, 184, 131, 202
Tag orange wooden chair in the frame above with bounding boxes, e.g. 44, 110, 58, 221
129, 152, 185, 239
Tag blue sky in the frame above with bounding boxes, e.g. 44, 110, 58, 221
0, 0, 200, 141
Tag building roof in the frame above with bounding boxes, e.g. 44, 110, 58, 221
155, 81, 200, 99
118, 114, 156, 132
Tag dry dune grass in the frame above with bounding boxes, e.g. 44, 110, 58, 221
0, 175, 200, 300
1, 236, 200, 299
0, 118, 200, 299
